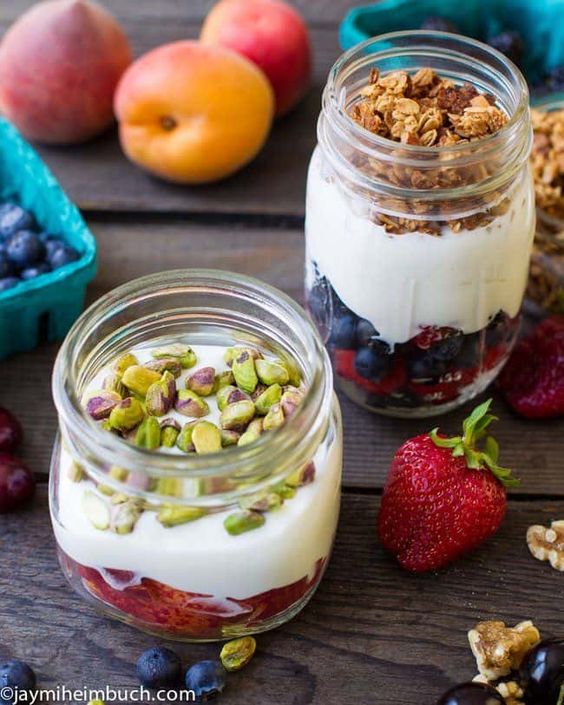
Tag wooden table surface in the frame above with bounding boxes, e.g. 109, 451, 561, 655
1, 3, 563, 704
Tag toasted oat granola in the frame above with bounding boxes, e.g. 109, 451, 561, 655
531, 108, 564, 220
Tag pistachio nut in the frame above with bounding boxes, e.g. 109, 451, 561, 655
85, 390, 121, 421
186, 366, 216, 397
122, 365, 161, 397
135, 416, 161, 449
175, 389, 210, 418
214, 370, 235, 391
217, 385, 250, 411
156, 477, 183, 497
232, 350, 259, 394
82, 490, 110, 530
152, 343, 197, 369
263, 402, 285, 431
238, 417, 263, 446
126, 470, 151, 491
286, 461, 316, 488
108, 397, 145, 432
146, 371, 177, 416
143, 358, 182, 378
250, 383, 267, 401
98, 465, 128, 495
255, 359, 290, 386
220, 399, 256, 430
254, 384, 282, 416
176, 422, 197, 452
224, 510, 265, 536
157, 505, 206, 527
220, 429, 240, 447
275, 483, 296, 500
110, 492, 130, 505
220, 636, 257, 672
67, 461, 85, 482
192, 421, 222, 454
280, 387, 304, 417
240, 491, 282, 512
103, 372, 127, 398
114, 352, 138, 375
224, 346, 262, 368
280, 355, 302, 387
110, 500, 142, 534
160, 417, 181, 448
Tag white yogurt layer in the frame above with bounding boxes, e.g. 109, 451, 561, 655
305, 147, 536, 345
52, 343, 342, 600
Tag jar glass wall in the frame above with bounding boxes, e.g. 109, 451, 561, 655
305, 31, 535, 417
50, 270, 342, 642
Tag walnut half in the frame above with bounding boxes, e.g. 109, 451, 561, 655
527, 521, 564, 570
468, 620, 540, 680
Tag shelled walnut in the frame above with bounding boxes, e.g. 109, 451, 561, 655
527, 520, 564, 570
468, 620, 540, 680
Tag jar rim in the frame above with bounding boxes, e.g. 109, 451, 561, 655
52, 269, 334, 484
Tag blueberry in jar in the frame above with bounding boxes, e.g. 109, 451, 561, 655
420, 16, 458, 33
0, 204, 35, 239
48, 244, 79, 270
20, 263, 51, 281
6, 230, 44, 269
486, 311, 510, 347
488, 31, 524, 66
457, 332, 482, 369
329, 312, 358, 348
355, 345, 390, 380
520, 638, 564, 705
0, 252, 13, 279
0, 660, 36, 704
408, 353, 449, 381
430, 333, 464, 362
436, 682, 504, 705
0, 277, 20, 293
185, 660, 226, 701
136, 647, 182, 689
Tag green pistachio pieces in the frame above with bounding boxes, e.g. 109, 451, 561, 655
175, 389, 210, 418
176, 421, 197, 452
224, 510, 265, 535
82, 491, 110, 530
122, 365, 161, 397
239, 491, 282, 512
286, 461, 316, 488
143, 358, 182, 378
263, 402, 285, 430
220, 400, 256, 430
146, 371, 177, 416
156, 477, 183, 497
215, 370, 235, 391
157, 505, 206, 527
160, 418, 181, 448
280, 356, 302, 387
67, 461, 85, 482
110, 500, 142, 534
108, 397, 145, 432
232, 350, 259, 394
238, 418, 263, 446
152, 343, 197, 369
224, 346, 262, 367
255, 359, 290, 386
220, 429, 240, 447
220, 636, 257, 672
135, 416, 162, 449
192, 421, 222, 454
254, 384, 282, 416
114, 352, 138, 375
280, 387, 304, 417
216, 385, 250, 411
275, 483, 296, 500
85, 390, 121, 421
186, 366, 216, 397
103, 372, 127, 398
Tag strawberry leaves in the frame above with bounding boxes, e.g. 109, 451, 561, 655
429, 399, 520, 488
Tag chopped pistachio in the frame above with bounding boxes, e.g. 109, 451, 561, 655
286, 461, 316, 488
157, 505, 206, 527
175, 389, 210, 418
67, 461, 85, 482
135, 416, 161, 449
160, 418, 181, 448
238, 418, 264, 446
254, 384, 282, 416
220, 429, 240, 447
224, 346, 262, 367
146, 371, 176, 416
82, 491, 110, 530
217, 385, 250, 411
220, 400, 256, 430
280, 355, 302, 387
240, 491, 282, 512
114, 352, 138, 375
143, 358, 182, 378
232, 350, 259, 394
108, 397, 145, 432
177, 421, 197, 452
280, 387, 304, 417
121, 365, 161, 397
152, 343, 197, 369
186, 366, 216, 397
192, 421, 222, 454
224, 510, 265, 535
263, 402, 285, 430
214, 370, 235, 391
103, 372, 127, 398
275, 484, 296, 500
85, 390, 121, 421
220, 637, 257, 672
110, 500, 142, 534
156, 477, 183, 497
255, 359, 290, 386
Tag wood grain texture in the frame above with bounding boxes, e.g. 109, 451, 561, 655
1, 488, 563, 704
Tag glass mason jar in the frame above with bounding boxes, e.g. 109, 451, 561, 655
305, 31, 536, 417
50, 270, 342, 642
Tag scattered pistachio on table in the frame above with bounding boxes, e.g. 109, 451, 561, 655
220, 636, 257, 672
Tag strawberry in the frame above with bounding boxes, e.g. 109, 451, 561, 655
378, 399, 519, 572
497, 316, 564, 419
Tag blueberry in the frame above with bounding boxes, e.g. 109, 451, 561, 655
488, 31, 524, 66
329, 313, 358, 348
408, 353, 449, 380
430, 333, 463, 361
0, 204, 35, 239
0, 277, 20, 293
20, 263, 51, 280
0, 660, 36, 704
436, 681, 504, 705
136, 647, 182, 689
486, 310, 510, 347
356, 319, 382, 348
48, 244, 79, 270
420, 16, 458, 33
0, 253, 14, 279
456, 333, 481, 368
185, 660, 226, 701
355, 345, 390, 380
520, 638, 564, 705
547, 66, 564, 92
307, 276, 330, 322
6, 230, 44, 268
43, 238, 65, 260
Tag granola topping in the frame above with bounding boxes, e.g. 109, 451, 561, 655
468, 620, 541, 680
532, 108, 564, 220
527, 520, 564, 571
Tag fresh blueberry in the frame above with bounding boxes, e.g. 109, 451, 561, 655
486, 311, 510, 347
355, 345, 390, 380
430, 333, 463, 361
48, 244, 79, 270
520, 638, 564, 705
0, 204, 35, 239
488, 30, 524, 66
547, 66, 564, 92
185, 660, 226, 701
456, 333, 481, 368
356, 319, 388, 350
408, 353, 449, 380
0, 253, 14, 279
329, 313, 358, 348
420, 16, 458, 32
0, 277, 20, 293
307, 276, 330, 322
436, 681, 504, 705
20, 263, 51, 281
6, 230, 44, 269
43, 237, 65, 260
136, 647, 181, 689
0, 660, 37, 704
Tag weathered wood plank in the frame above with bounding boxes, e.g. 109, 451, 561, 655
1, 489, 563, 704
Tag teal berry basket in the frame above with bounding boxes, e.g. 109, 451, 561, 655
0, 118, 97, 359
339, 0, 564, 91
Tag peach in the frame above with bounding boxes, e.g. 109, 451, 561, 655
114, 41, 274, 184
0, 0, 131, 145
201, 0, 311, 117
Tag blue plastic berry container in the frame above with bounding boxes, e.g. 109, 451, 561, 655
0, 118, 97, 359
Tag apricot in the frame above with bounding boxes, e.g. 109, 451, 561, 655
201, 0, 311, 117
114, 41, 274, 184
0, 0, 131, 145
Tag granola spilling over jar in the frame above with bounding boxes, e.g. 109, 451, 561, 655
50, 271, 342, 641
305, 32, 535, 417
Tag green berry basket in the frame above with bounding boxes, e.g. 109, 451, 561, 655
0, 118, 97, 359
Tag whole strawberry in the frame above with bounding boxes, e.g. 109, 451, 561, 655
498, 316, 564, 419
378, 399, 518, 572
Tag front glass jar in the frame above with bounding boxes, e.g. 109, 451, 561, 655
305, 31, 536, 417
50, 270, 342, 641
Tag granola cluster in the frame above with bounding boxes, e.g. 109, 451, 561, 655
531, 108, 564, 220
351, 68, 508, 146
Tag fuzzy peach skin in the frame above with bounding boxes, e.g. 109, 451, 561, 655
0, 0, 131, 145
201, 0, 311, 117
114, 41, 275, 184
